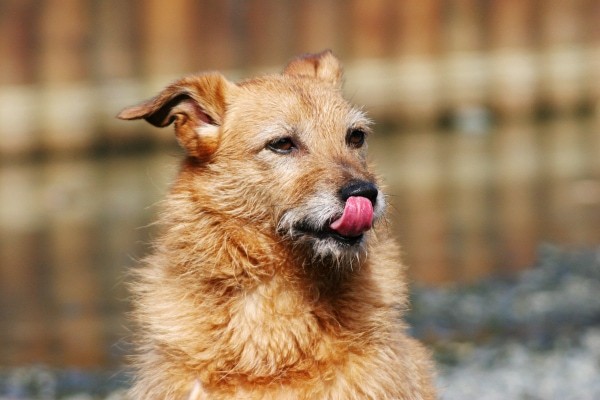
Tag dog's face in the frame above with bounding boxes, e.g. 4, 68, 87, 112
118, 51, 385, 263
224, 77, 385, 262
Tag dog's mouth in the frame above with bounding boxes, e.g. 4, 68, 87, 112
292, 196, 374, 247
294, 223, 365, 246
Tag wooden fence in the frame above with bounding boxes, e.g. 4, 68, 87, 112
1, 0, 600, 368
376, 116, 600, 284
0, 151, 176, 367
1, 115, 600, 366
0, 0, 599, 156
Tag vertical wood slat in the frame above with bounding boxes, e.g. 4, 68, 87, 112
391, 0, 442, 124
142, 0, 195, 78
192, 0, 239, 71
0, 0, 36, 85
441, 0, 488, 112
0, 0, 37, 156
448, 133, 493, 282
541, 118, 589, 245
442, 0, 483, 52
397, 132, 452, 284
581, 115, 600, 245
349, 0, 392, 59
37, 0, 96, 153
37, 0, 91, 83
584, 0, 600, 106
99, 155, 158, 365
94, 0, 144, 144
0, 233, 51, 364
539, 0, 587, 113
0, 87, 38, 158
93, 0, 139, 81
242, 0, 291, 69
493, 122, 539, 273
43, 160, 105, 366
0, 165, 51, 364
488, 0, 538, 118
291, 0, 344, 56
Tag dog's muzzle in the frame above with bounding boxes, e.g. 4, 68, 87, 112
290, 180, 380, 247
328, 181, 378, 238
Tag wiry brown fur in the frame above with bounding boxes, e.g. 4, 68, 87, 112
118, 51, 436, 399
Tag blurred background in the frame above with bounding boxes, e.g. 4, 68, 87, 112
1, 0, 599, 398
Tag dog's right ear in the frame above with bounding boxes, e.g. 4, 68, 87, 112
117, 73, 235, 160
283, 50, 343, 87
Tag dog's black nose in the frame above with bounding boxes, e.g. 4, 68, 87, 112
339, 181, 378, 204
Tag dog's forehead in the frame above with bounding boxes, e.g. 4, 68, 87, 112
229, 76, 367, 135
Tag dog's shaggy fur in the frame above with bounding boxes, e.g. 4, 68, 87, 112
118, 51, 436, 399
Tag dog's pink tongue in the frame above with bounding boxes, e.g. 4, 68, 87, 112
330, 196, 374, 237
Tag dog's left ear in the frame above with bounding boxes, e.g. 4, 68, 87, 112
117, 73, 235, 160
283, 50, 343, 87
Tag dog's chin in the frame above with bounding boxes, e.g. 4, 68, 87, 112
298, 226, 364, 246
289, 223, 367, 262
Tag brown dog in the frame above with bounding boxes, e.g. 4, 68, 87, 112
118, 51, 436, 399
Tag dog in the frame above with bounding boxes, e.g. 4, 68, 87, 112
118, 51, 436, 399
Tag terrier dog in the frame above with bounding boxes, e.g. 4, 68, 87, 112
118, 51, 436, 399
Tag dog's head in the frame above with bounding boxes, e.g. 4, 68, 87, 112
118, 51, 385, 265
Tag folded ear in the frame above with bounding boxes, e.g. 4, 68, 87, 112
117, 73, 235, 160
283, 50, 343, 87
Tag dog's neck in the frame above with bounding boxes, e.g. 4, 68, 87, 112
145, 188, 396, 387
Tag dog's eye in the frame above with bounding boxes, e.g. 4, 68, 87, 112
267, 137, 296, 154
346, 129, 366, 148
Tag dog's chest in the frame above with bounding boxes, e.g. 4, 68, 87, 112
224, 279, 322, 373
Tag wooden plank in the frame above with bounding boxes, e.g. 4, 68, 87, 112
0, 0, 36, 85
390, 0, 442, 124
492, 121, 539, 273
0, 1, 41, 155
98, 155, 157, 365
370, 131, 452, 284
440, 0, 488, 111
0, 86, 38, 157
0, 164, 51, 364
291, 0, 344, 56
141, 0, 195, 77
193, 0, 239, 70
579, 115, 600, 244
448, 132, 494, 282
241, 0, 291, 69
442, 0, 483, 52
43, 160, 106, 367
583, 0, 600, 106
94, 0, 145, 145
93, 0, 140, 80
392, 0, 440, 57
38, 0, 96, 152
539, 0, 586, 113
398, 131, 452, 283
37, 0, 90, 83
488, 0, 535, 50
539, 118, 586, 244
349, 0, 392, 59
589, 115, 600, 178
488, 0, 538, 118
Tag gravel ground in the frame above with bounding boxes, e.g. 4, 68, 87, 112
436, 328, 600, 400
1, 245, 599, 399
413, 245, 600, 400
